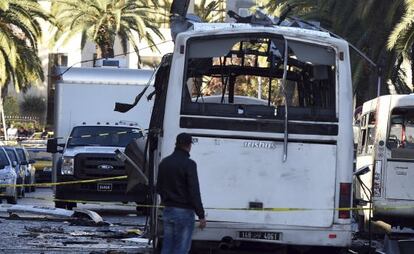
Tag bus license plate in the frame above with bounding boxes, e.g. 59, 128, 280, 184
97, 183, 112, 191
239, 231, 281, 241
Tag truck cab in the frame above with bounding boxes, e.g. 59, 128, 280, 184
54, 122, 146, 209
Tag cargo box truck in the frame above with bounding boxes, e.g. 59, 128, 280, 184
48, 66, 153, 209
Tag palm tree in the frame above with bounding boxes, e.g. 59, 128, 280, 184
264, 0, 408, 104
51, 0, 164, 60
0, 0, 48, 139
0, 0, 47, 92
194, 0, 226, 23
388, 0, 414, 89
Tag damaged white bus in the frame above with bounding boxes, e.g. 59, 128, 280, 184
144, 12, 355, 253
355, 94, 414, 228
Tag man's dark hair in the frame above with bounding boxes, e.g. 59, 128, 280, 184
175, 132, 193, 147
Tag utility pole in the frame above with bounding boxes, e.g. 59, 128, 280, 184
188, 0, 195, 13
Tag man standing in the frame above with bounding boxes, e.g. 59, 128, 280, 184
156, 133, 206, 254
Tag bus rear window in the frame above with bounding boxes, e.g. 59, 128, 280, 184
181, 34, 337, 123
388, 108, 414, 154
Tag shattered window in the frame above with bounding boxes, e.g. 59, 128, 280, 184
388, 108, 414, 150
181, 34, 337, 122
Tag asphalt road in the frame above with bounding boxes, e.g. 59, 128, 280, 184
0, 188, 151, 253
0, 188, 393, 254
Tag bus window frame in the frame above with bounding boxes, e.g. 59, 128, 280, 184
357, 111, 376, 155
366, 111, 376, 155
386, 107, 414, 151
180, 34, 338, 124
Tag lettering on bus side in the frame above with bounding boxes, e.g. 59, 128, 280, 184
243, 141, 277, 150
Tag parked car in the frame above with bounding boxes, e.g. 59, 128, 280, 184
15, 147, 36, 192
26, 148, 52, 183
0, 147, 18, 204
4, 147, 25, 198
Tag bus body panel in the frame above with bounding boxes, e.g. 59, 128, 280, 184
191, 136, 336, 227
191, 222, 352, 247
385, 161, 414, 200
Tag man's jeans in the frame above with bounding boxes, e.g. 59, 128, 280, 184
161, 207, 195, 254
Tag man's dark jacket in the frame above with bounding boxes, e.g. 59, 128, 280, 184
156, 148, 205, 219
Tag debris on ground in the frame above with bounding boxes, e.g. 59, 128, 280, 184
25, 225, 65, 234
69, 228, 144, 239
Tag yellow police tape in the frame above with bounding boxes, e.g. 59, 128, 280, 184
0, 193, 364, 211
0, 175, 127, 188
0, 194, 396, 212
1, 177, 414, 212
1, 192, 413, 212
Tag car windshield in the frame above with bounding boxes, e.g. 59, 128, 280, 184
5, 148, 18, 163
67, 126, 143, 148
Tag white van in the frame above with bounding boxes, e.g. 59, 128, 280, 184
149, 22, 354, 251
355, 94, 414, 227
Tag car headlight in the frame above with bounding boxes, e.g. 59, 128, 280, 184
61, 157, 74, 175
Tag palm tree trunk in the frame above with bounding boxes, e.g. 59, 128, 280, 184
411, 44, 414, 92
0, 88, 8, 140
99, 43, 115, 59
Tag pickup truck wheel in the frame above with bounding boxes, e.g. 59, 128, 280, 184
66, 202, 77, 210
55, 201, 66, 209
17, 187, 25, 198
7, 193, 17, 204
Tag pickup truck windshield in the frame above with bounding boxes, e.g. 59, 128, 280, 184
67, 126, 143, 148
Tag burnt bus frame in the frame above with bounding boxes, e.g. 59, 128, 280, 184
180, 33, 338, 134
